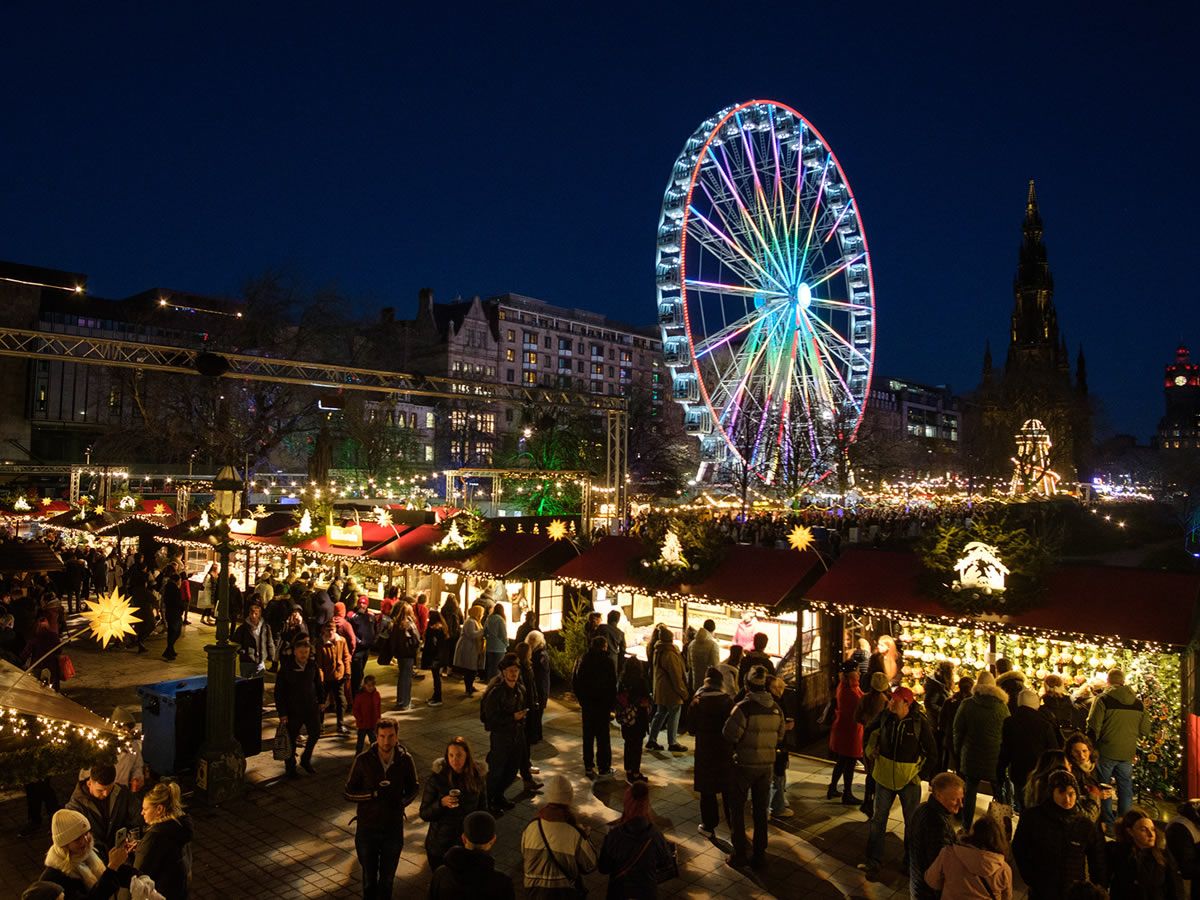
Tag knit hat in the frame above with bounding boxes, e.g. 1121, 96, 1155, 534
463, 810, 496, 845
840, 660, 858, 674
22, 884, 65, 900
334, 601, 347, 617
869, 672, 889, 692
1018, 689, 1040, 709
51, 809, 90, 848
892, 686, 915, 705
498, 652, 520, 671
704, 666, 723, 687
542, 774, 573, 806
747, 665, 769, 688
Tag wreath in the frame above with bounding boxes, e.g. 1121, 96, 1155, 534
629, 512, 727, 592
917, 512, 1058, 616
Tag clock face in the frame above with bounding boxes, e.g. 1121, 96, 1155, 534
1176, 375, 1188, 386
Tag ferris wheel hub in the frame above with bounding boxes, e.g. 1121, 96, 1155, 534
795, 282, 812, 310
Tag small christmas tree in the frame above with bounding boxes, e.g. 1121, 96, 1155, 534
659, 530, 688, 568
297, 510, 313, 535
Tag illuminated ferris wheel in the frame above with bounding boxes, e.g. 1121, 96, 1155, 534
655, 100, 876, 488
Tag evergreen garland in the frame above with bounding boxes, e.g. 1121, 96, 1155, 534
629, 512, 727, 591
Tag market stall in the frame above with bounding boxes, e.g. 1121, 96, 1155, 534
805, 547, 1200, 801
462, 529, 579, 638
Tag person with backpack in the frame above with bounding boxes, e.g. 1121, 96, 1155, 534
389, 608, 421, 712
481, 653, 528, 817
344, 718, 420, 900
722, 665, 786, 870
1041, 673, 1085, 741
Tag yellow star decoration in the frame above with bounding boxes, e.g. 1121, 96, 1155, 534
787, 525, 815, 553
546, 520, 568, 541
153, 502, 166, 514
81, 589, 141, 648
41, 497, 53, 506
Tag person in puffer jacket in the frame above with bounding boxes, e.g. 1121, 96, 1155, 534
925, 813, 1013, 900
952, 670, 1009, 827
861, 686, 937, 880
1086, 668, 1151, 827
721, 665, 785, 869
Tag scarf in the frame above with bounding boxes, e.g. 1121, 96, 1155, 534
45, 844, 107, 887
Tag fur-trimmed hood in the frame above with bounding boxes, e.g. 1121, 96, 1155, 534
972, 682, 1009, 704
431, 757, 488, 776
996, 670, 1026, 691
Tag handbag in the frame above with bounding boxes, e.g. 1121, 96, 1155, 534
271, 722, 293, 761
985, 797, 1014, 841
537, 819, 587, 898
58, 654, 76, 681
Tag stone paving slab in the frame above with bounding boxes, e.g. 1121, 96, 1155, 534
0, 617, 1027, 899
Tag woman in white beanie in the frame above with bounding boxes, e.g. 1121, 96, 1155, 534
38, 808, 134, 899
520, 774, 597, 898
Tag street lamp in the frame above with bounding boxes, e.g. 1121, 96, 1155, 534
197, 464, 245, 804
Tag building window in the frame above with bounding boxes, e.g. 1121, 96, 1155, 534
525, 351, 538, 366
523, 371, 536, 385
544, 336, 552, 349
506, 368, 515, 383
620, 350, 632, 362
505, 408, 514, 423
592, 363, 603, 375
591, 343, 603, 357
537, 579, 563, 632
800, 610, 822, 674
424, 445, 434, 462
505, 349, 515, 362
425, 412, 435, 429
559, 337, 571, 352
559, 357, 571, 370
608, 366, 615, 377
543, 355, 551, 368
577, 361, 584, 373
507, 329, 515, 342
523, 331, 537, 346
577, 342, 585, 354
609, 348, 615, 360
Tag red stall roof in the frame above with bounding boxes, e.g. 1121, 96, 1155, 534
464, 532, 578, 579
682, 545, 825, 609
805, 548, 1200, 648
367, 524, 462, 569
553, 536, 666, 593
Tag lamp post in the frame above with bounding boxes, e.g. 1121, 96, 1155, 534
197, 464, 245, 804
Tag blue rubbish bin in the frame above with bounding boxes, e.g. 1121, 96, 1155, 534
138, 675, 265, 775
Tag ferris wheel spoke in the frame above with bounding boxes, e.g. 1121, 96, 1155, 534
687, 219, 770, 289
705, 144, 792, 287
809, 296, 871, 312
806, 252, 863, 291
688, 206, 790, 294
793, 155, 831, 282
692, 307, 772, 360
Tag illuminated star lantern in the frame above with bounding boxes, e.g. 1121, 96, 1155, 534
372, 506, 393, 528
787, 525, 815, 553
81, 589, 142, 648
546, 520, 568, 541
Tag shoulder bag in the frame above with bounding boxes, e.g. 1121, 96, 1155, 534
537, 818, 587, 898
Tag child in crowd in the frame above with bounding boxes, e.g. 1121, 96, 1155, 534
353, 674, 382, 752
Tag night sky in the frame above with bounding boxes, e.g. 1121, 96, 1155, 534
2, 4, 1195, 442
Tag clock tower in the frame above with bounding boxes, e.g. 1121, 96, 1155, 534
1157, 344, 1200, 450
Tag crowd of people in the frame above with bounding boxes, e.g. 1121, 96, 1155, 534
824, 633, 1192, 899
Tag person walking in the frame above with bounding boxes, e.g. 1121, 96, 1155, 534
689, 666, 733, 839
646, 634, 688, 753
907, 772, 965, 900
275, 638, 326, 776
998, 689, 1060, 812
316, 621, 353, 736
1087, 668, 1152, 828
520, 774, 597, 898
860, 686, 937, 881
232, 602, 276, 679
484, 603, 509, 682
828, 661, 865, 805
599, 609, 628, 674
574, 636, 619, 778
352, 674, 382, 753
343, 718, 420, 900
598, 780, 675, 899
615, 657, 653, 786
63, 763, 141, 859
1105, 808, 1184, 900
428, 811, 515, 900
419, 736, 489, 870
952, 670, 1010, 827
439, 594, 463, 663
924, 814, 1013, 900
722, 664, 786, 870
482, 653, 529, 816
134, 781, 194, 900
454, 606, 485, 697
855, 670, 892, 816
37, 809, 135, 898
346, 596, 375, 697
421, 611, 450, 707
160, 570, 184, 661
278, 609, 308, 662
1013, 770, 1107, 900
389, 609, 421, 712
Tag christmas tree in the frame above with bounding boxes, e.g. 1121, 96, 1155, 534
1128, 656, 1182, 802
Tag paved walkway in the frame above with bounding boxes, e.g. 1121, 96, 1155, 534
0, 618, 1027, 898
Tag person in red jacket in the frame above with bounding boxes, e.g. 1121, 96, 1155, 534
413, 594, 430, 639
353, 674, 383, 752
828, 660, 864, 805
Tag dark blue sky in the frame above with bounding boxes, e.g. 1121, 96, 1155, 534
2, 4, 1195, 440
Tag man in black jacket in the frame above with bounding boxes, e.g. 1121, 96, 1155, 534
275, 639, 327, 776
1012, 770, 1106, 899
344, 718, 419, 900
428, 810, 515, 900
482, 653, 528, 816
63, 764, 142, 857
346, 596, 375, 697
599, 610, 627, 674
574, 636, 619, 778
160, 571, 185, 661
907, 772, 964, 900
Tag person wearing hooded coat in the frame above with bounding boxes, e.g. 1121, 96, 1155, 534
952, 671, 1010, 827
994, 661, 1027, 719
828, 662, 864, 805
38, 809, 136, 900
420, 737, 489, 870
1012, 770, 1106, 900
688, 667, 734, 837
997, 689, 1060, 812
925, 814, 1013, 900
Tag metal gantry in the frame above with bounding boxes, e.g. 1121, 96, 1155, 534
0, 327, 630, 524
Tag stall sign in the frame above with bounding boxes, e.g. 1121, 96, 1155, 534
327, 524, 363, 548
228, 517, 258, 535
